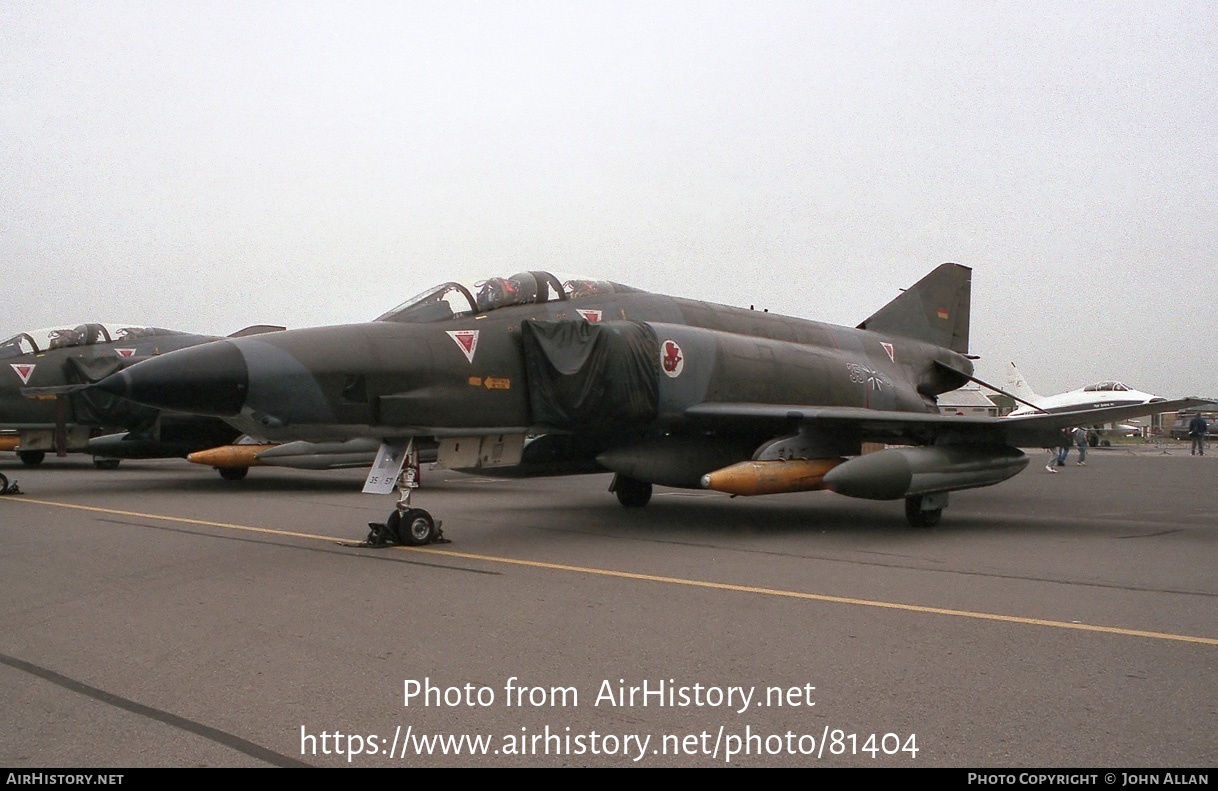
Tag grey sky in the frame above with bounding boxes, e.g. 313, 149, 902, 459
2, 1, 1215, 396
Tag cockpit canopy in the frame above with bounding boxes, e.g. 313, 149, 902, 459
1081, 381, 1133, 392
0, 324, 188, 360
375, 271, 642, 324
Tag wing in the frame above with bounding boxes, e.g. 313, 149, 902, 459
685, 397, 1214, 448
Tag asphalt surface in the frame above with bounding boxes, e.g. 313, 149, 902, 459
1, 444, 1215, 767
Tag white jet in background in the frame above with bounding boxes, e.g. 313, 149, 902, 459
1004, 362, 1162, 444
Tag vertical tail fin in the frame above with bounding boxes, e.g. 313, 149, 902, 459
856, 263, 971, 353
1004, 362, 1041, 403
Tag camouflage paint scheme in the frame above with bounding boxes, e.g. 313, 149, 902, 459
0, 323, 245, 465
94, 266, 1210, 527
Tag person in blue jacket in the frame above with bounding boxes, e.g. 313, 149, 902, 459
1188, 414, 1209, 456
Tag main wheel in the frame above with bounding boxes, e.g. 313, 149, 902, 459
613, 475, 653, 508
218, 467, 249, 481
387, 508, 438, 546
904, 495, 942, 528
93, 458, 121, 470
18, 451, 45, 467
0, 473, 8, 493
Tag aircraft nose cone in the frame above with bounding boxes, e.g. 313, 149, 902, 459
95, 341, 249, 417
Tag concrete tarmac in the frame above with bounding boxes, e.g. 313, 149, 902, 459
1, 446, 1215, 767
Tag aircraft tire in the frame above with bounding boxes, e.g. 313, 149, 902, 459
218, 466, 249, 481
0, 473, 7, 492
18, 451, 45, 467
904, 495, 942, 528
387, 508, 437, 546
614, 476, 652, 508
93, 458, 121, 470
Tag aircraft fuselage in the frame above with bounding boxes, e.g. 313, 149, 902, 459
103, 291, 972, 447
0, 323, 239, 458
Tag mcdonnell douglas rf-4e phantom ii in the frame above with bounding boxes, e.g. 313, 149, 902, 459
1, 322, 280, 470
90, 265, 1210, 539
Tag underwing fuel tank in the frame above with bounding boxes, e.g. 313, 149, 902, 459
822, 445, 1028, 501
254, 438, 385, 470
700, 458, 844, 496
187, 444, 278, 469
187, 438, 391, 470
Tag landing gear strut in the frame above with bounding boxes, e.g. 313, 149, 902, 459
611, 474, 653, 508
365, 439, 444, 546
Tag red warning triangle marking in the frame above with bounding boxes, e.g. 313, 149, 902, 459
446, 330, 479, 363
10, 363, 35, 385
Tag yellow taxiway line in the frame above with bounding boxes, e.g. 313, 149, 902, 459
6, 496, 1217, 647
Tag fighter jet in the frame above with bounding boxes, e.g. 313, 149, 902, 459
0, 322, 278, 468
90, 265, 1209, 537
1002, 362, 1163, 444
1004, 361, 1164, 416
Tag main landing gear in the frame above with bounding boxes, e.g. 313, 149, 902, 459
904, 492, 947, 528
365, 440, 445, 547
382, 508, 440, 546
610, 474, 653, 508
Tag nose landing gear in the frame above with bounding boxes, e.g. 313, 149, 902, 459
362, 439, 446, 547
